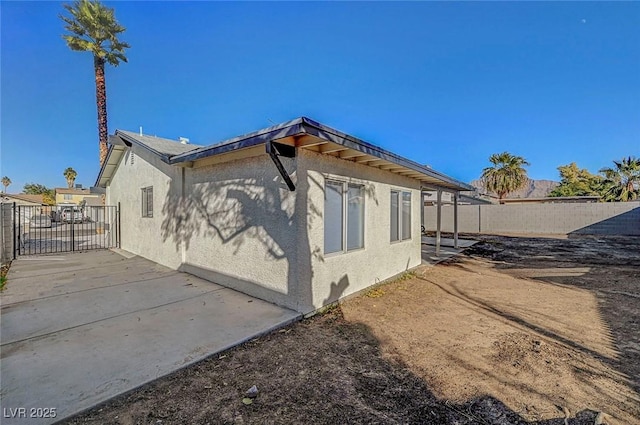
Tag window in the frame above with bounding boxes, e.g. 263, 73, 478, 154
324, 181, 364, 254
391, 190, 411, 242
141, 186, 153, 218
64, 194, 72, 200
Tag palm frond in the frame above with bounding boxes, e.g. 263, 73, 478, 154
481, 152, 530, 199
60, 0, 129, 65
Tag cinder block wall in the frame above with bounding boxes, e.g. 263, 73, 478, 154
424, 201, 640, 236
0, 203, 14, 265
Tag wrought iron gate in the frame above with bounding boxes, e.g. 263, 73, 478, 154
13, 204, 120, 257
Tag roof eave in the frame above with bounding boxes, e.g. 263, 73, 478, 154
95, 142, 127, 188
106, 117, 472, 192
115, 130, 172, 164
169, 118, 306, 164
300, 118, 473, 192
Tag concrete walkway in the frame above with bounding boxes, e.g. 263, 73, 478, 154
0, 250, 300, 425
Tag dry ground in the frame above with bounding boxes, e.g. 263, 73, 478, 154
65, 235, 640, 425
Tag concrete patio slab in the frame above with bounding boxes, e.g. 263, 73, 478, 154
0, 250, 300, 425
421, 236, 477, 248
421, 236, 477, 266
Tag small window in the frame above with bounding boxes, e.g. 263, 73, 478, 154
141, 186, 153, 218
391, 190, 411, 242
64, 194, 72, 200
324, 181, 365, 254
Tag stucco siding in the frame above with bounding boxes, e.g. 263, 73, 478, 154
107, 146, 425, 314
179, 154, 300, 310
298, 149, 422, 311
106, 148, 183, 269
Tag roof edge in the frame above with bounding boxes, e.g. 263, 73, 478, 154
94, 143, 116, 188
115, 131, 172, 163
169, 118, 306, 164
299, 118, 474, 191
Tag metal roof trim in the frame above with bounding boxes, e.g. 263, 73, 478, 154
300, 118, 473, 191
95, 144, 118, 188
115, 130, 173, 164
97, 117, 472, 192
169, 119, 306, 164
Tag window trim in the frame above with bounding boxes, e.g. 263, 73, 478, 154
141, 186, 153, 218
324, 179, 365, 256
390, 188, 412, 243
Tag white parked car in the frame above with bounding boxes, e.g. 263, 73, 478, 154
30, 214, 52, 228
61, 208, 84, 223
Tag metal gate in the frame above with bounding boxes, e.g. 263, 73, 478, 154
13, 204, 120, 257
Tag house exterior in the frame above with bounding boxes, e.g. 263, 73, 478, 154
0, 194, 46, 206
55, 188, 102, 206
96, 117, 472, 314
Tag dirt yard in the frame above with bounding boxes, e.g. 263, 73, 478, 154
65, 235, 640, 425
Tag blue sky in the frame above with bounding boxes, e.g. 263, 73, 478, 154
1, 1, 639, 192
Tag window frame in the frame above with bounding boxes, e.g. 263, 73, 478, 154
141, 186, 153, 218
324, 179, 365, 256
390, 189, 412, 243
63, 194, 73, 201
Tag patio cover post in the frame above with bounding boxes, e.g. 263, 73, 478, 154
420, 191, 424, 233
436, 189, 442, 257
453, 191, 459, 249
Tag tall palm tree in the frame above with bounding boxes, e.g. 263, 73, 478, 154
64, 167, 78, 188
1, 176, 11, 193
481, 152, 530, 201
60, 0, 130, 166
599, 156, 640, 202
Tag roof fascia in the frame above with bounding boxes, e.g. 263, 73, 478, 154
94, 144, 116, 187
169, 118, 305, 164
115, 131, 172, 163
299, 118, 474, 191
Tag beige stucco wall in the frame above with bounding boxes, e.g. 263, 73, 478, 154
297, 149, 422, 312
106, 146, 423, 314
106, 148, 183, 269
55, 193, 100, 206
178, 154, 300, 311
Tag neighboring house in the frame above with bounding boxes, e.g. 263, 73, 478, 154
1, 194, 51, 227
55, 187, 102, 206
0, 193, 46, 206
96, 117, 472, 314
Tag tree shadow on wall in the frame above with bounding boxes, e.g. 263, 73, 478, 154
159, 156, 384, 311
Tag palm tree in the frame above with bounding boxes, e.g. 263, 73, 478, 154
481, 152, 530, 201
1, 176, 11, 193
60, 0, 130, 166
64, 167, 78, 188
599, 156, 640, 202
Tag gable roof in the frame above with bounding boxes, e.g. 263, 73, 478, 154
1, 193, 46, 205
95, 133, 203, 187
96, 117, 473, 192
117, 131, 204, 156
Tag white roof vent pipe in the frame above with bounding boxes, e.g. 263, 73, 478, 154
179, 137, 190, 144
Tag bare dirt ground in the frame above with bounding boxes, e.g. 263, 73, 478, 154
65, 235, 640, 425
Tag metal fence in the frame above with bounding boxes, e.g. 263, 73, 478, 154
9, 204, 120, 257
